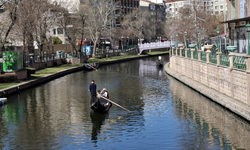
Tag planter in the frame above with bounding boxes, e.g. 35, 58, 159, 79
204, 45, 213, 50
178, 44, 184, 48
227, 46, 237, 52
188, 44, 196, 48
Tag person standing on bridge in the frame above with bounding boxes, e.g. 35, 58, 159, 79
89, 80, 97, 101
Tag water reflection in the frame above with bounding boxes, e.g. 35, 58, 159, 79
168, 73, 250, 150
90, 112, 108, 143
2, 55, 250, 149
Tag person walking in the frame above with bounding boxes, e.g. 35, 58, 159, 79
89, 80, 97, 102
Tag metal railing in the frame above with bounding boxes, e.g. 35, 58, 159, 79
201, 52, 207, 62
193, 50, 198, 60
209, 53, 217, 64
233, 55, 246, 70
187, 50, 191, 58
182, 49, 185, 56
220, 54, 230, 67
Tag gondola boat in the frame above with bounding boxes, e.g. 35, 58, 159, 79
156, 61, 163, 68
90, 97, 112, 113
84, 63, 99, 71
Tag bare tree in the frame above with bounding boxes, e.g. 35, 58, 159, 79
165, 4, 224, 45
0, 0, 20, 57
82, 0, 116, 57
122, 9, 165, 43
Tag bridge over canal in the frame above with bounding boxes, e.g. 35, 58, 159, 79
138, 41, 171, 54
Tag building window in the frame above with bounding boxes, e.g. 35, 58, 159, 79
220, 6, 223, 9
57, 28, 63, 34
215, 6, 219, 9
53, 29, 56, 35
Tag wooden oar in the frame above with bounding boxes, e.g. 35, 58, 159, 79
87, 63, 98, 71
97, 93, 131, 113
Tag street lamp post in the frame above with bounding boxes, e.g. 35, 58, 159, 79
198, 30, 201, 50
176, 33, 178, 48
184, 32, 187, 49
246, 24, 250, 55
217, 28, 220, 52
169, 36, 172, 50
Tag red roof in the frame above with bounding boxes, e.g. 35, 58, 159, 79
220, 32, 229, 36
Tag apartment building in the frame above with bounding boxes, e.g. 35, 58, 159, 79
211, 0, 227, 15
165, 0, 214, 17
114, 0, 140, 26
140, 0, 167, 38
140, 0, 166, 20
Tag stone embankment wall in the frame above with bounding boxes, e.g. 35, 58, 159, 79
170, 56, 250, 105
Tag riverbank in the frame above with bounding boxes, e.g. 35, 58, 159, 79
0, 52, 168, 97
164, 63, 250, 122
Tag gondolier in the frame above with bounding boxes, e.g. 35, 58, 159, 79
155, 56, 163, 68
89, 80, 97, 101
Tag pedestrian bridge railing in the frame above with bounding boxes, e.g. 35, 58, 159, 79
138, 41, 171, 54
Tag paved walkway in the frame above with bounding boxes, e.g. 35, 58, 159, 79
164, 63, 250, 122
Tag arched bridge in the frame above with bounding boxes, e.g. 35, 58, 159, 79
138, 41, 171, 54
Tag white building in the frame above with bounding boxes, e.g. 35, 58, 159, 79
211, 0, 227, 15
51, 0, 80, 13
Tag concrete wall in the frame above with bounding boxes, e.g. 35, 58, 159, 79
170, 54, 250, 106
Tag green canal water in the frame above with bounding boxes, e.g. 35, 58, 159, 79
1, 55, 250, 150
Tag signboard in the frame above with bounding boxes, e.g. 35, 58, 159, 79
83, 46, 93, 55
0, 58, 5, 63
240, 0, 248, 18
239, 21, 246, 26
230, 23, 235, 28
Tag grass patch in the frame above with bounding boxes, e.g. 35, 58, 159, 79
33, 64, 82, 77
0, 83, 19, 90
0, 64, 82, 90
87, 55, 139, 63
147, 51, 169, 55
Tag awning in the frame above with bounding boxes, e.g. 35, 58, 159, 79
220, 17, 250, 24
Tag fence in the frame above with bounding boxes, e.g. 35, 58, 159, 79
170, 47, 248, 71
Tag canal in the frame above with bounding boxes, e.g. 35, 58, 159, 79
1, 55, 250, 150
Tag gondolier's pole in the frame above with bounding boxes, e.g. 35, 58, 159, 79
97, 93, 131, 113
87, 63, 98, 71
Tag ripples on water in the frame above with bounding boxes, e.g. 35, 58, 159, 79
1, 55, 250, 149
